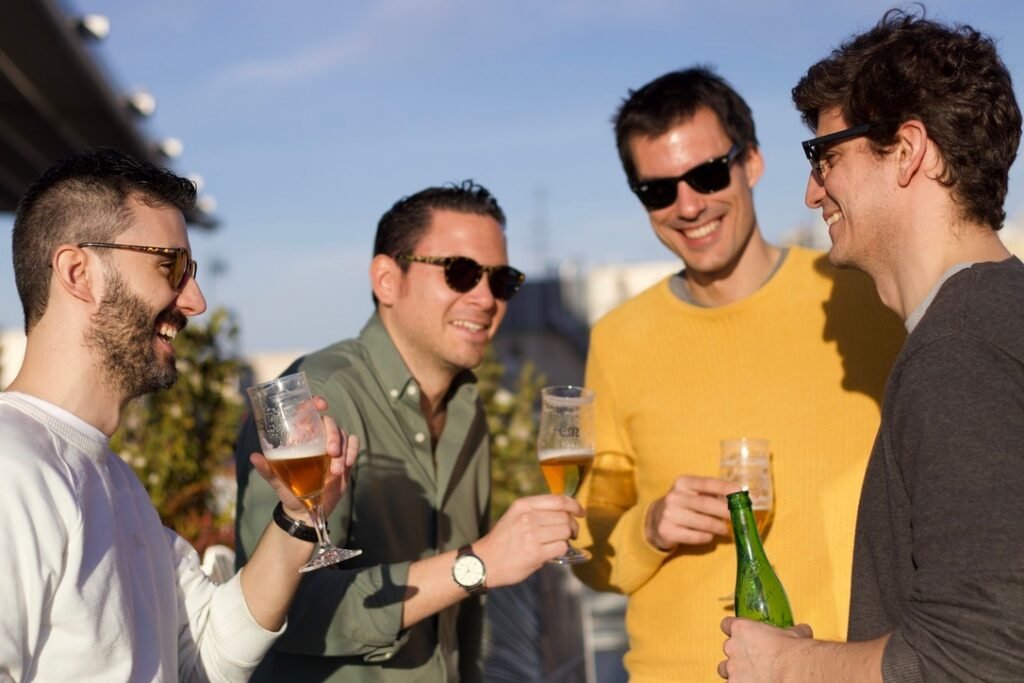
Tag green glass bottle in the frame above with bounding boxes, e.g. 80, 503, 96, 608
728, 490, 794, 627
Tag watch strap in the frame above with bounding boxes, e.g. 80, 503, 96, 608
272, 501, 320, 543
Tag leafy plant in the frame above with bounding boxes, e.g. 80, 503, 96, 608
476, 346, 547, 519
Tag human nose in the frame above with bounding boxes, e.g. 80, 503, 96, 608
176, 275, 207, 315
673, 180, 707, 220
464, 270, 498, 309
804, 171, 825, 209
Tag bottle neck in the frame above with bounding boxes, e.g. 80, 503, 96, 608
730, 503, 769, 567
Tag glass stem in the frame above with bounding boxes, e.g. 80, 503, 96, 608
305, 499, 330, 547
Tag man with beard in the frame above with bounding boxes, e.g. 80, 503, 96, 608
234, 182, 583, 682
0, 148, 357, 682
720, 10, 1024, 681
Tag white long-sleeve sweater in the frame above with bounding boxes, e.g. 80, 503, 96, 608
0, 392, 281, 682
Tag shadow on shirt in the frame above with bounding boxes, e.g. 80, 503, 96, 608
814, 254, 905, 407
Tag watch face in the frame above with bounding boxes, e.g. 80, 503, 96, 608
454, 554, 485, 587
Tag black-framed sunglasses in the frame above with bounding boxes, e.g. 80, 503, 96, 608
802, 121, 891, 184
399, 254, 526, 301
78, 242, 198, 291
630, 143, 743, 210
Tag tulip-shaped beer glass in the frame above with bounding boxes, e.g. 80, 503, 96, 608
247, 372, 361, 572
537, 385, 595, 565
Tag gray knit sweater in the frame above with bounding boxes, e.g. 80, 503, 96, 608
849, 257, 1024, 681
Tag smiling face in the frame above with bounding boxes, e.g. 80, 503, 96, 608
629, 107, 766, 285
804, 107, 895, 276
379, 208, 509, 385
84, 197, 207, 399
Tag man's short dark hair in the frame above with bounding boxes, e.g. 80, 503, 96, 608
613, 66, 759, 182
12, 148, 196, 332
371, 180, 506, 305
792, 8, 1021, 230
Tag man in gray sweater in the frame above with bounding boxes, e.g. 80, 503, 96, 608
719, 9, 1024, 681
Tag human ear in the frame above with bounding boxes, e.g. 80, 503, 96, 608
370, 254, 402, 307
894, 120, 930, 187
51, 244, 97, 304
742, 145, 765, 189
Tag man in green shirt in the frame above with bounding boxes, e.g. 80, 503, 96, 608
235, 181, 582, 682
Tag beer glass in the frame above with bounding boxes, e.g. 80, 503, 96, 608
537, 385, 595, 565
719, 438, 774, 538
247, 372, 361, 572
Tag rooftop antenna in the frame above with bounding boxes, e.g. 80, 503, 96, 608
531, 185, 550, 275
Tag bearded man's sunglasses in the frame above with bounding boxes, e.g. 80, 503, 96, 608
399, 254, 526, 301
78, 242, 198, 291
630, 143, 743, 210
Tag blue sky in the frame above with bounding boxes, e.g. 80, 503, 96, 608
2, 0, 1023, 353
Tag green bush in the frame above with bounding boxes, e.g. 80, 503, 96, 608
476, 346, 547, 519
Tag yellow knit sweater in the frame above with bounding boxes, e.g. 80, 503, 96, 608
574, 246, 904, 682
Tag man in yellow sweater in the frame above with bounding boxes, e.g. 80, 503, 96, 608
572, 67, 904, 682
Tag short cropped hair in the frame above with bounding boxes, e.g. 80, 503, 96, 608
13, 148, 196, 332
613, 66, 759, 182
371, 180, 506, 305
792, 8, 1021, 230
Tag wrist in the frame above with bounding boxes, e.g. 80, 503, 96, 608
272, 501, 320, 543
643, 500, 671, 551
776, 637, 808, 681
471, 537, 501, 587
452, 543, 488, 595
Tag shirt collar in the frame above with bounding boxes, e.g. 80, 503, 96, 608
358, 313, 478, 406
904, 262, 975, 334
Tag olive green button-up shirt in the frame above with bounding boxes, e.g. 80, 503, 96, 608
236, 314, 491, 682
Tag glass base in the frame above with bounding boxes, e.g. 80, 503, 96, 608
299, 545, 362, 573
547, 545, 591, 565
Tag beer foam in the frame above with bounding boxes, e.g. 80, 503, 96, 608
265, 441, 326, 461
538, 447, 594, 462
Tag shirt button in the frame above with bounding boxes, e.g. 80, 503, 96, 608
389, 389, 399, 399
407, 385, 418, 397
414, 432, 426, 443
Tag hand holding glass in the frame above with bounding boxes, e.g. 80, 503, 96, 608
247, 372, 361, 572
537, 385, 595, 565
719, 438, 774, 538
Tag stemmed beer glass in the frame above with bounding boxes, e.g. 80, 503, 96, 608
537, 385, 595, 565
247, 372, 361, 572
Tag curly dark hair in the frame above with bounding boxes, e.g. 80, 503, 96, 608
371, 180, 506, 305
613, 66, 759, 182
12, 148, 196, 333
792, 8, 1021, 230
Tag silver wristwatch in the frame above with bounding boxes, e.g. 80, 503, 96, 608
452, 544, 487, 595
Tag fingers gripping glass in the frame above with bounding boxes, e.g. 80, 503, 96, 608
630, 143, 743, 210
537, 385, 595, 565
78, 242, 198, 290
400, 254, 526, 300
801, 121, 890, 184
247, 372, 361, 572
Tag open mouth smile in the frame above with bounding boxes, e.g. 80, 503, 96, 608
682, 219, 720, 240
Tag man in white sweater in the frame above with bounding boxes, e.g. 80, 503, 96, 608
0, 148, 356, 682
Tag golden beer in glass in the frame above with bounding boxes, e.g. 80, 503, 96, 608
248, 372, 361, 572
537, 385, 595, 565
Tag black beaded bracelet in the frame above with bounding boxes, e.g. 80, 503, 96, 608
272, 502, 320, 543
